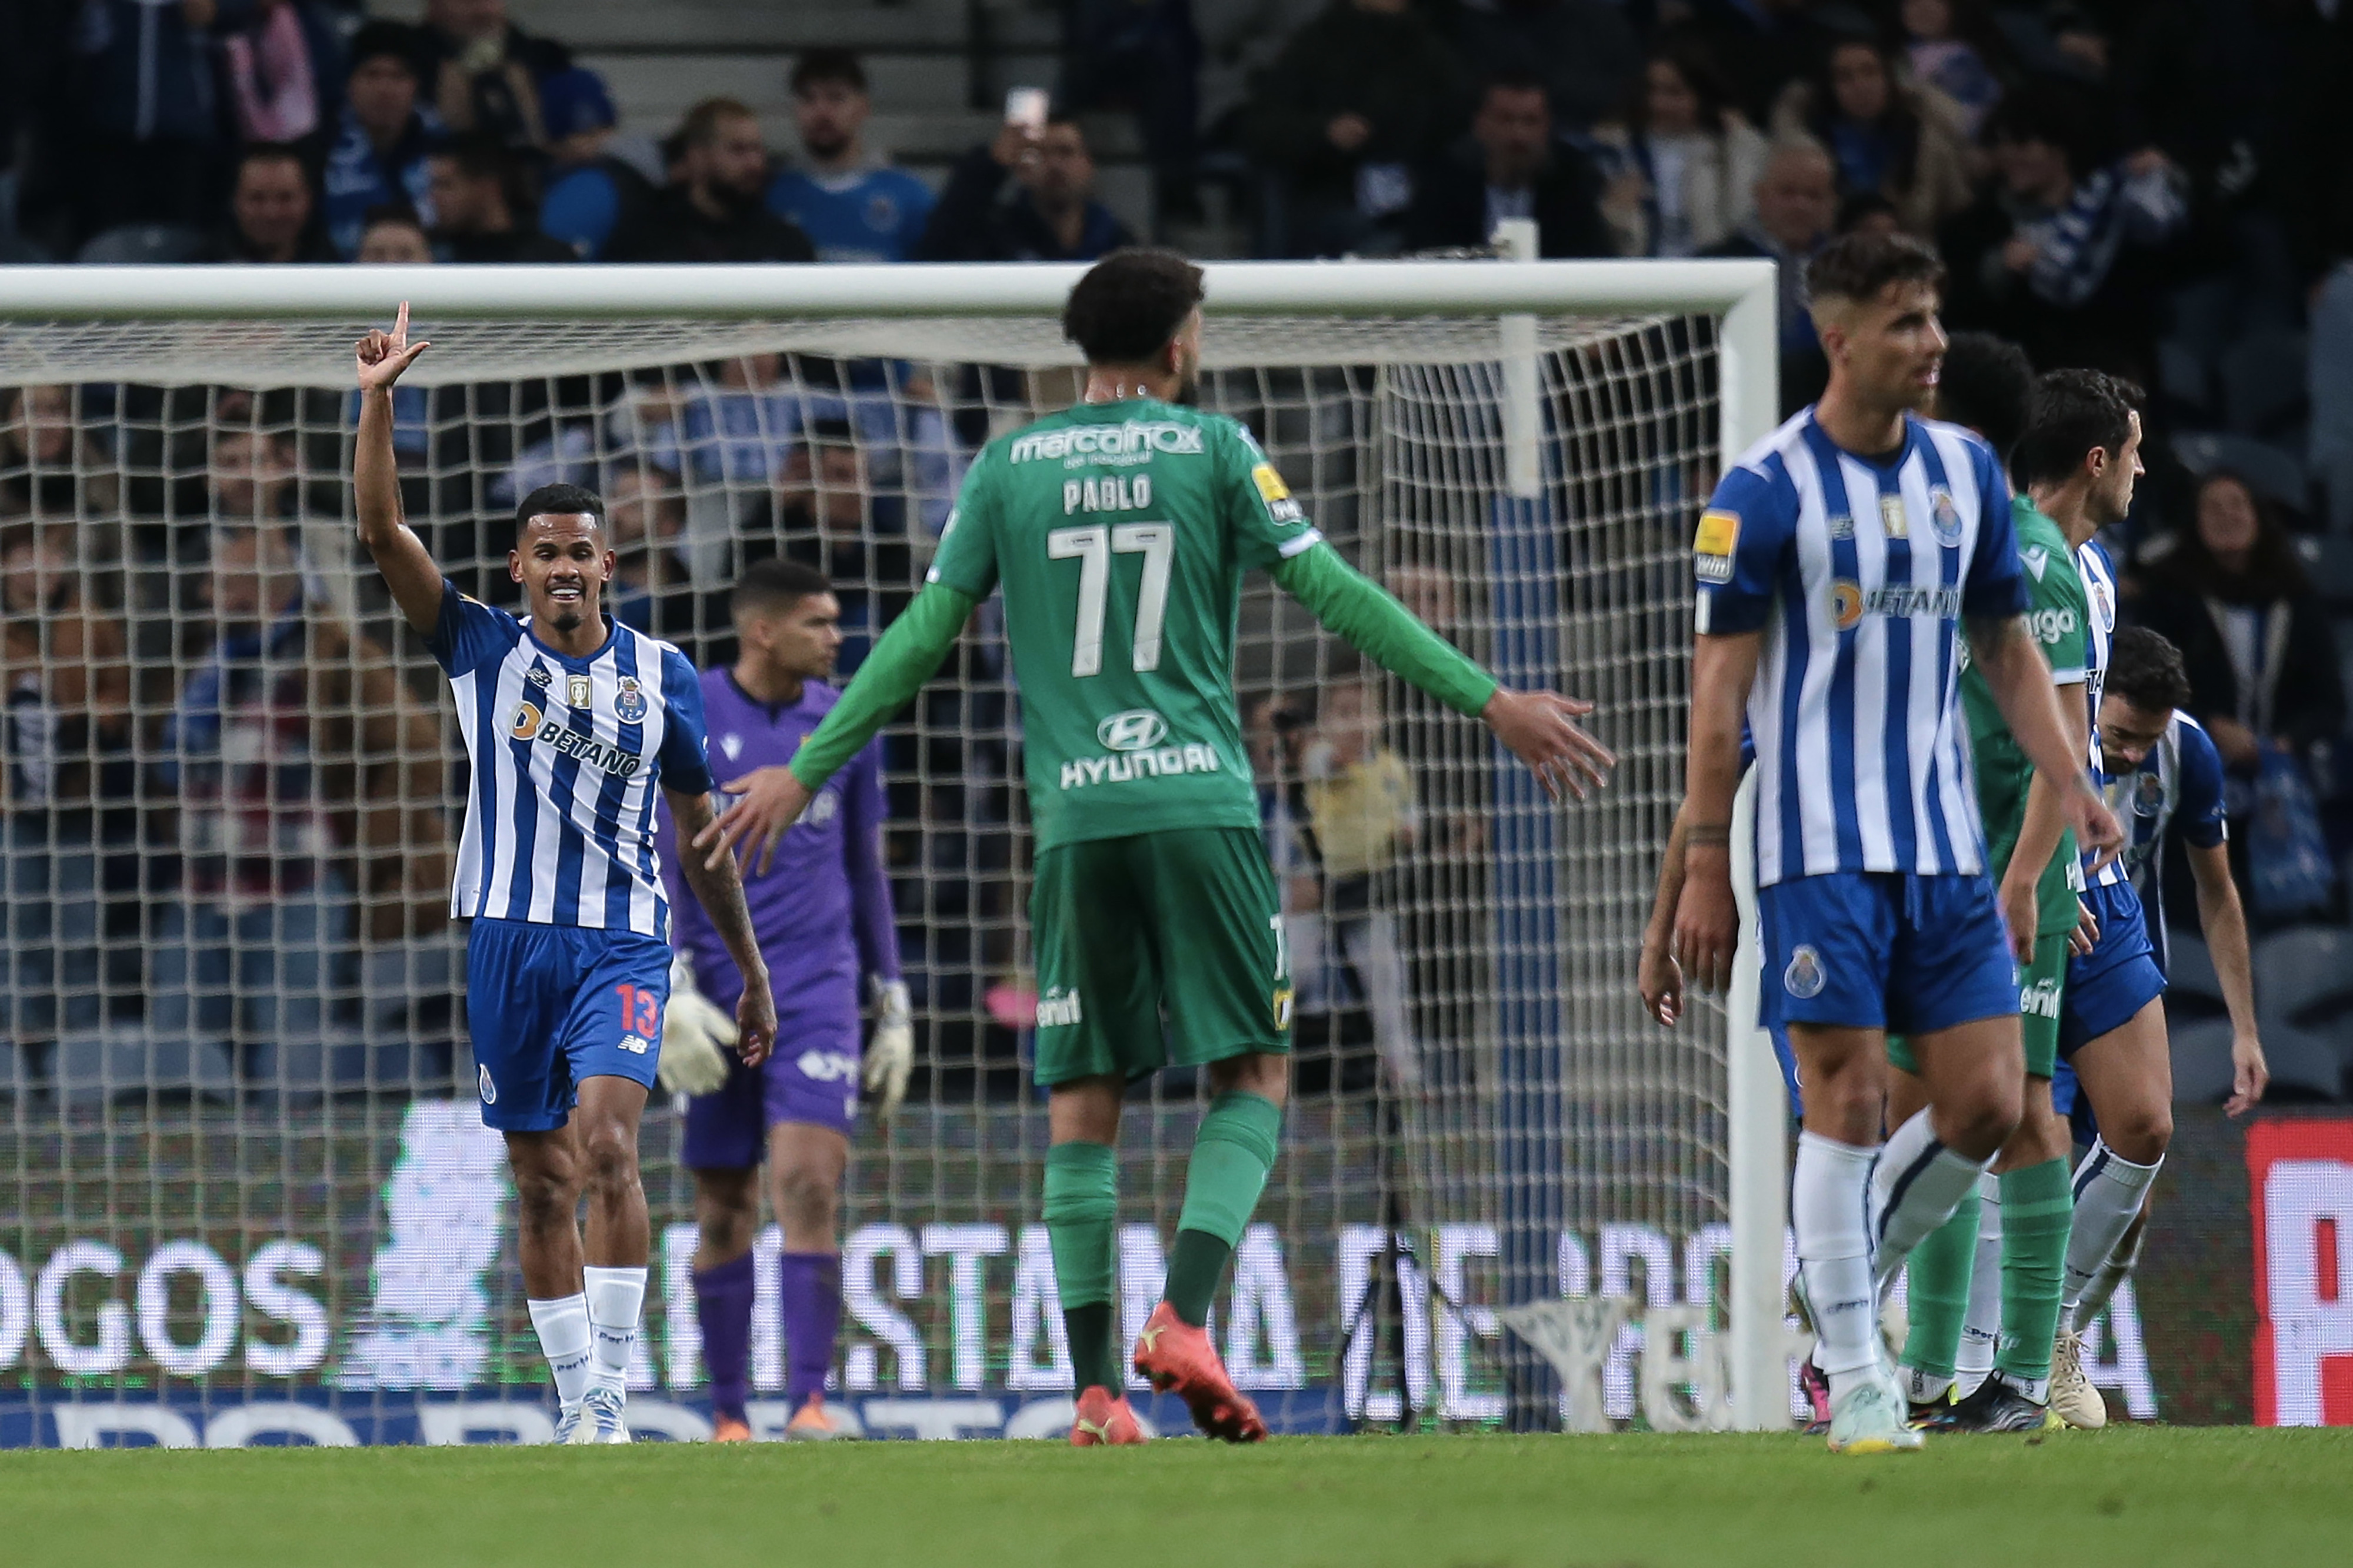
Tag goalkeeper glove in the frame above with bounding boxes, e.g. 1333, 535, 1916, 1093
658, 953, 736, 1098
864, 978, 914, 1119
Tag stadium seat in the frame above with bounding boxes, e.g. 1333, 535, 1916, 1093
2164, 930, 2223, 1007
2257, 1023, 2347, 1101
2304, 533, 2353, 606
75, 223, 205, 265
50, 1029, 235, 1106
2171, 432, 2310, 516
2220, 327, 2311, 442
2253, 926, 2353, 1100
2168, 1016, 2238, 1103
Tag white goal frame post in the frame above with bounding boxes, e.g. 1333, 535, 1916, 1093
0, 257, 1786, 1432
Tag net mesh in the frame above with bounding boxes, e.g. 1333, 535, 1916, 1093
0, 298, 1729, 1441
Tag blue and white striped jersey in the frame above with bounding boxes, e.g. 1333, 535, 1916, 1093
2105, 711, 2228, 970
2077, 538, 2131, 888
426, 581, 713, 938
1694, 409, 2028, 888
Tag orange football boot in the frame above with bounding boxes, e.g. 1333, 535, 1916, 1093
1131, 1302, 1268, 1443
1068, 1386, 1148, 1446
785, 1394, 852, 1440
711, 1413, 752, 1443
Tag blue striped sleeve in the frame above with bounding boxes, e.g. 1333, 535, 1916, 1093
1960, 443, 2028, 619
426, 579, 522, 675
1692, 462, 1791, 636
655, 647, 714, 795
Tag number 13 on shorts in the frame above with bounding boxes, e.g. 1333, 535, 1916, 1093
616, 982, 663, 1038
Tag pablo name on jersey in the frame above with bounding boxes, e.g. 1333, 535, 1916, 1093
1057, 708, 1225, 792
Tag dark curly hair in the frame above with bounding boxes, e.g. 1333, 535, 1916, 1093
1061, 248, 1205, 365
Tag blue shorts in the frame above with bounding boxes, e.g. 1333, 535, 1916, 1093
466, 918, 670, 1133
1758, 871, 2017, 1036
2051, 1058, 2098, 1145
2058, 880, 2165, 1059
682, 970, 863, 1167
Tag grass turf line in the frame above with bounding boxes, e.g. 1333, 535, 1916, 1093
6, 1427, 2347, 1568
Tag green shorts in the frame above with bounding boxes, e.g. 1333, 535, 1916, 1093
1886, 930, 2067, 1079
1029, 826, 1292, 1087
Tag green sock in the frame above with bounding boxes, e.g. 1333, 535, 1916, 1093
1044, 1140, 1121, 1392
1897, 1185, 1978, 1387
1164, 1090, 1283, 1326
1994, 1157, 2074, 1393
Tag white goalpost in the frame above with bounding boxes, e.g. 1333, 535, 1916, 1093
0, 256, 1785, 1442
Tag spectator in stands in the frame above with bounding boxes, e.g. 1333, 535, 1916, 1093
608, 99, 816, 264
919, 116, 1134, 263
604, 460, 725, 661
69, 0, 232, 240
1, 385, 119, 522
209, 426, 304, 525
407, 0, 569, 150
426, 134, 572, 262
1404, 73, 1608, 257
1590, 39, 1769, 259
1704, 138, 1837, 413
1939, 84, 2189, 381
768, 49, 937, 263
1059, 0, 1203, 225
152, 523, 453, 1056
1449, 0, 1640, 134
1899, 0, 2002, 140
1769, 34, 1974, 241
1244, 0, 1469, 258
1, 527, 134, 1047
2134, 470, 2347, 778
322, 24, 444, 259
1684, 0, 1835, 128
219, 0, 343, 152
356, 205, 435, 264
536, 68, 657, 261
758, 418, 916, 675
202, 144, 335, 264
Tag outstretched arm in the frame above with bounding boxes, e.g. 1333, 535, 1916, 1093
354, 303, 444, 637
664, 788, 776, 1068
1269, 542, 1615, 799
696, 581, 976, 874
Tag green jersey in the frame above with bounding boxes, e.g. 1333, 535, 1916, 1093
925, 398, 1322, 851
1960, 496, 2087, 935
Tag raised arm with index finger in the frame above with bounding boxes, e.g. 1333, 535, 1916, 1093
353, 302, 442, 636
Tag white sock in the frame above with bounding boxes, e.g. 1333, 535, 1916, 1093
1794, 1131, 1881, 1403
2065, 1140, 2160, 1330
584, 1265, 648, 1397
527, 1293, 594, 1410
2077, 1207, 2147, 1329
1954, 1174, 2002, 1399
1872, 1110, 1994, 1291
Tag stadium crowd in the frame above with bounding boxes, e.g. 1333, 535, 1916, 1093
5, 0, 2353, 1104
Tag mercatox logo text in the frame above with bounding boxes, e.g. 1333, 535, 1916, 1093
1010, 422, 1205, 464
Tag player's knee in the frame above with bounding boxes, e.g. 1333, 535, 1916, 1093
512, 1162, 576, 1228
775, 1163, 838, 1236
1939, 1079, 2019, 1160
1209, 1051, 1289, 1107
2104, 1102, 2172, 1165
578, 1120, 639, 1193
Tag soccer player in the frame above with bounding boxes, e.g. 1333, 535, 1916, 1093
352, 305, 778, 1444
1670, 234, 2118, 1454
2040, 625, 2268, 1423
699, 248, 1615, 1444
2002, 371, 2175, 1429
1882, 330, 2089, 1433
655, 558, 912, 1443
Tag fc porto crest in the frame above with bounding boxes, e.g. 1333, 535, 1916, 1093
2135, 770, 2165, 817
1784, 945, 1828, 1000
1928, 486, 1964, 546
615, 676, 647, 723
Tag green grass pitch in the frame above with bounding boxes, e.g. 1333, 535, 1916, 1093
7, 1428, 2347, 1567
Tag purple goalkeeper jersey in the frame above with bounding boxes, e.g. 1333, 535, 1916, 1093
657, 670, 900, 1012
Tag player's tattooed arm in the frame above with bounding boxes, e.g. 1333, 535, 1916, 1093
1671, 630, 1760, 995
1966, 615, 2121, 864
352, 302, 446, 637
665, 788, 778, 1068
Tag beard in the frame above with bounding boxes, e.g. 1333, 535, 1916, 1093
549, 607, 584, 633
804, 127, 851, 162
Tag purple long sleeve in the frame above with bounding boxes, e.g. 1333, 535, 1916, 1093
842, 741, 902, 983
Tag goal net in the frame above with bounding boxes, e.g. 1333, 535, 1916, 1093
0, 259, 1781, 1446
